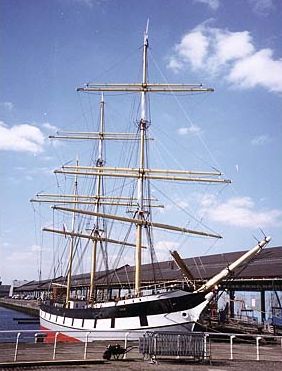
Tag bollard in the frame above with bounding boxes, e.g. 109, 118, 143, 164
14, 332, 21, 362
256, 336, 262, 361
123, 332, 130, 359
230, 335, 236, 360
53, 332, 59, 360
84, 332, 91, 360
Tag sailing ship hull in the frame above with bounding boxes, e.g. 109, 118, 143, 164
40, 289, 213, 341
33, 25, 272, 345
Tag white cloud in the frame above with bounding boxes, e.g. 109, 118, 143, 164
167, 58, 183, 72
194, 0, 220, 10
199, 195, 282, 228
178, 124, 202, 135
251, 134, 271, 146
42, 122, 58, 132
0, 121, 45, 153
0, 101, 14, 111
228, 49, 282, 92
248, 0, 274, 16
213, 31, 255, 65
168, 24, 282, 94
174, 30, 209, 70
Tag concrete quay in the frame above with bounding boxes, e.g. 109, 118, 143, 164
0, 298, 39, 316
0, 336, 281, 370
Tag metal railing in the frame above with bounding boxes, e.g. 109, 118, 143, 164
0, 329, 281, 364
207, 332, 282, 362
139, 331, 207, 361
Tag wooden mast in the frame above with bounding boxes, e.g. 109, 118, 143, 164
89, 94, 105, 303
66, 159, 79, 307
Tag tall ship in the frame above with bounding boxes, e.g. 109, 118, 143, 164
32, 25, 271, 341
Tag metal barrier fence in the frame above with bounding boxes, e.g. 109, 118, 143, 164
139, 331, 207, 361
0, 329, 281, 364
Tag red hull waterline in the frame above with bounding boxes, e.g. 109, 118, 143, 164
40, 325, 81, 343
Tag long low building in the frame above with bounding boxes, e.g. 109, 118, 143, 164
14, 245, 282, 299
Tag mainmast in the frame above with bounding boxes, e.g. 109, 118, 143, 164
135, 25, 149, 295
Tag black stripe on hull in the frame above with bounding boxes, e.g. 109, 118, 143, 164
41, 291, 207, 320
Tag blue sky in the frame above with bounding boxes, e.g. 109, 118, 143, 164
0, 0, 282, 284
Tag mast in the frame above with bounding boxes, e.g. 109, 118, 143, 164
66, 159, 79, 306
135, 24, 149, 295
57, 25, 221, 297
89, 94, 105, 303
39, 24, 223, 302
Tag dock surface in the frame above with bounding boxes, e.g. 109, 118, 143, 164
0, 337, 281, 370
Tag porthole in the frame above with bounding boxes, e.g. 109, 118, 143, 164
182, 312, 187, 317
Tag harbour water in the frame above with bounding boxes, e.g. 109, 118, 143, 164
0, 305, 39, 343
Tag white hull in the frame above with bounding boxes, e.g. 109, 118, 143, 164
40, 290, 212, 341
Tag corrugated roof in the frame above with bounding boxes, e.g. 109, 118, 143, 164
15, 246, 282, 291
